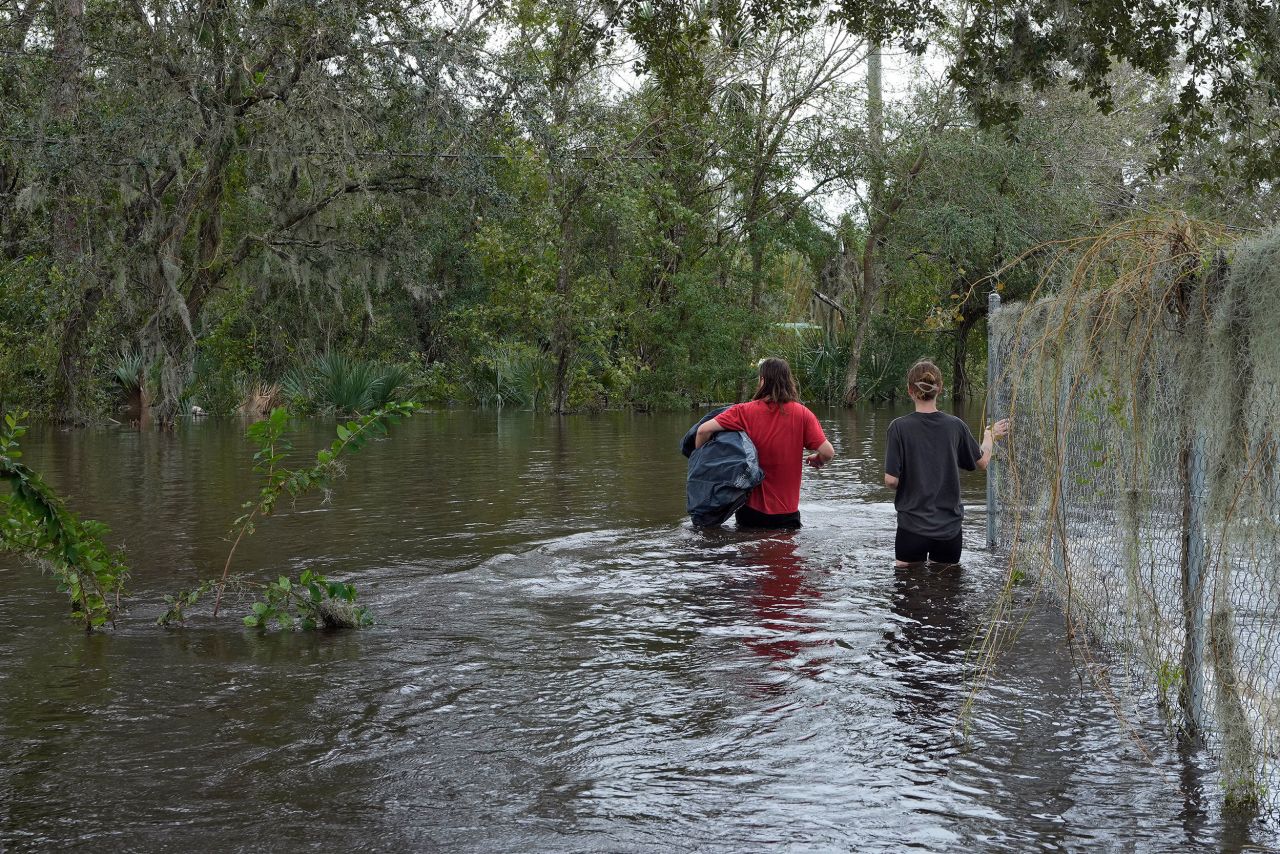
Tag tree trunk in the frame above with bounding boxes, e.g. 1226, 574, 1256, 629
842, 240, 880, 404
49, 0, 95, 424
54, 284, 104, 421
736, 235, 767, 399
185, 189, 225, 324
841, 40, 883, 406
551, 200, 576, 414
0, 1, 43, 256
146, 128, 238, 424
952, 311, 980, 403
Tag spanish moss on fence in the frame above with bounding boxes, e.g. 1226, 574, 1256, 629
987, 215, 1280, 810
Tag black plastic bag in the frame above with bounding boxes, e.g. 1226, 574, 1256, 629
680, 407, 765, 528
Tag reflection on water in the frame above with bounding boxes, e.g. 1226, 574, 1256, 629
886, 564, 971, 754
741, 534, 823, 671
0, 407, 1275, 851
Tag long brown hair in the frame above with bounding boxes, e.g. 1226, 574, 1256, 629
906, 360, 943, 401
752, 357, 800, 407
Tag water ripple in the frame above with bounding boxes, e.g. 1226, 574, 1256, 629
0, 410, 1274, 851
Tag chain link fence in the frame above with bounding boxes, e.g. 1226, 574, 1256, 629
987, 221, 1280, 811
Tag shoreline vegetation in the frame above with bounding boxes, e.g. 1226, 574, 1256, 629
1, 2, 1275, 425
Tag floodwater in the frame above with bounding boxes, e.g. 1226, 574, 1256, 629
0, 407, 1274, 852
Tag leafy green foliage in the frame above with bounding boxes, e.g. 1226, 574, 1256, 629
0, 412, 129, 630
6, 0, 1278, 422
243, 570, 372, 631
160, 402, 413, 629
157, 579, 218, 627
209, 402, 418, 619
160, 567, 372, 631
0, 260, 61, 415
1, 402, 411, 632
945, 0, 1280, 182
1155, 659, 1184, 710
775, 330, 850, 405
112, 349, 146, 392
457, 343, 551, 409
282, 354, 410, 415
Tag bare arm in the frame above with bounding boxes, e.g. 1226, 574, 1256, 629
806, 440, 835, 468
694, 418, 725, 449
976, 418, 1011, 471
884, 473, 899, 489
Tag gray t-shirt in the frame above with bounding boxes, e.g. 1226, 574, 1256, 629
885, 411, 982, 538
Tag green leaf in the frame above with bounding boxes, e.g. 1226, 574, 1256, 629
244, 615, 259, 627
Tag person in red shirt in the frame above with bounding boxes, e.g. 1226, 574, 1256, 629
694, 357, 834, 529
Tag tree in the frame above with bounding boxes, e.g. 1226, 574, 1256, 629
3, 0, 505, 422
944, 0, 1280, 182
835, 53, 957, 404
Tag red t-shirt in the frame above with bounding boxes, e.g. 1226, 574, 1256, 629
714, 400, 827, 515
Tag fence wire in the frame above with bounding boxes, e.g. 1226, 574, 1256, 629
989, 225, 1280, 812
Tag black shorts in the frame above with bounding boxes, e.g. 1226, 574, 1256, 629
736, 506, 802, 529
895, 528, 963, 564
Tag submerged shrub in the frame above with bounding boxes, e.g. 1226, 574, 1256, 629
236, 382, 281, 418
243, 570, 373, 631
112, 348, 155, 417
462, 344, 549, 409
112, 349, 146, 392
161, 402, 418, 629
283, 353, 409, 414
776, 329, 849, 405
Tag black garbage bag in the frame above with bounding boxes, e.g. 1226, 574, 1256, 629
680, 407, 765, 528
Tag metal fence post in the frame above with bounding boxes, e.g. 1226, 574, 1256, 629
1051, 357, 1070, 584
987, 291, 1001, 550
1181, 431, 1208, 732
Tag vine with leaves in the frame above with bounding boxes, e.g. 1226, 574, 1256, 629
159, 401, 418, 626
0, 412, 130, 631
2, 403, 417, 632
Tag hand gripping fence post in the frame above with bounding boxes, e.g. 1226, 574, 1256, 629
987, 291, 1001, 550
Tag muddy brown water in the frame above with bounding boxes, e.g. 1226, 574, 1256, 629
0, 407, 1273, 851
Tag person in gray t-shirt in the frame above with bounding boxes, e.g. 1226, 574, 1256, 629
884, 360, 1009, 565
